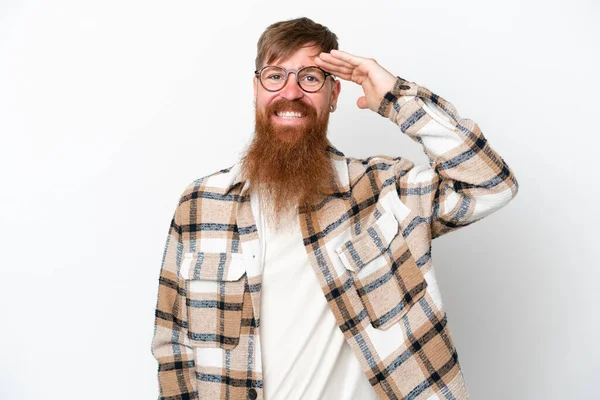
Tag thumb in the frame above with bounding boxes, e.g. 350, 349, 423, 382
356, 96, 368, 109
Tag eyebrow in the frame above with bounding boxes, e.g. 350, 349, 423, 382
290, 64, 318, 70
268, 64, 319, 71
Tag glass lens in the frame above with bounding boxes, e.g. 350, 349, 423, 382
298, 67, 325, 91
260, 66, 287, 91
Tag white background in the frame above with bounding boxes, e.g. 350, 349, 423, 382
1, 0, 598, 399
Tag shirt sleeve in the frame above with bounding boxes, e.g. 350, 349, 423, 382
151, 200, 199, 399
380, 76, 519, 240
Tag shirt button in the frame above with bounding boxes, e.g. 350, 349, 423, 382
248, 388, 257, 399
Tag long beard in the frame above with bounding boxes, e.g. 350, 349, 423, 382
240, 98, 334, 230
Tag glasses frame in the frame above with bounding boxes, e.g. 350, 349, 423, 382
254, 65, 335, 93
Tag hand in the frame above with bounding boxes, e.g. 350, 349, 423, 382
315, 49, 398, 112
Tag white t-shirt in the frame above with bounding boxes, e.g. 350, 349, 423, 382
250, 191, 379, 400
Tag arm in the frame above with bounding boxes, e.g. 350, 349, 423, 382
151, 204, 198, 399
380, 77, 518, 239
316, 50, 518, 239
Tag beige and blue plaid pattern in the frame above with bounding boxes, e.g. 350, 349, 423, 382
151, 77, 519, 399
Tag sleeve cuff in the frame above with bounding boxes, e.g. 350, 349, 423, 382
376, 76, 419, 118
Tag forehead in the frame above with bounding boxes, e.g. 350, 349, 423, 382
267, 45, 321, 68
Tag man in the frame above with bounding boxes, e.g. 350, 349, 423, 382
151, 17, 518, 400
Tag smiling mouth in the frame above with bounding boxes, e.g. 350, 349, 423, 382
275, 111, 305, 119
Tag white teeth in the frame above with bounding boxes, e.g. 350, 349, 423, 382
276, 111, 304, 118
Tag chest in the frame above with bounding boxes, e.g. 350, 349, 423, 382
180, 179, 430, 345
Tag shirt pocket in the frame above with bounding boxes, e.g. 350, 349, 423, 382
180, 251, 247, 350
335, 211, 427, 330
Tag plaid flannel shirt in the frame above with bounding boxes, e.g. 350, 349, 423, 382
151, 77, 519, 400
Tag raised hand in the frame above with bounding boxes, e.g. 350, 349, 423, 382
315, 49, 398, 112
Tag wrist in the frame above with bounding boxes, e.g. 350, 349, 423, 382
376, 76, 418, 117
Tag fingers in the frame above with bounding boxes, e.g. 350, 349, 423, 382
316, 49, 374, 81
314, 57, 353, 75
356, 96, 368, 109
330, 72, 354, 81
314, 58, 353, 80
328, 49, 366, 67
317, 52, 354, 69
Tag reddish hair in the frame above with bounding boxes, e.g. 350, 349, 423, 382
255, 17, 339, 69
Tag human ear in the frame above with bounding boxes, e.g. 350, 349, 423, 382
253, 76, 258, 100
330, 79, 341, 109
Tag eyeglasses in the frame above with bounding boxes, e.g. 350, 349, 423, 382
254, 65, 334, 93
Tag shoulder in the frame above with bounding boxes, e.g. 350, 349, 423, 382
176, 164, 239, 207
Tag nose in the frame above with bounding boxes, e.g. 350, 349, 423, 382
279, 72, 304, 101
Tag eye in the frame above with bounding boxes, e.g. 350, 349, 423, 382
266, 74, 283, 81
299, 68, 325, 85
301, 74, 322, 83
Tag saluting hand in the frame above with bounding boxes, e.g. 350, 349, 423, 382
315, 49, 398, 113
